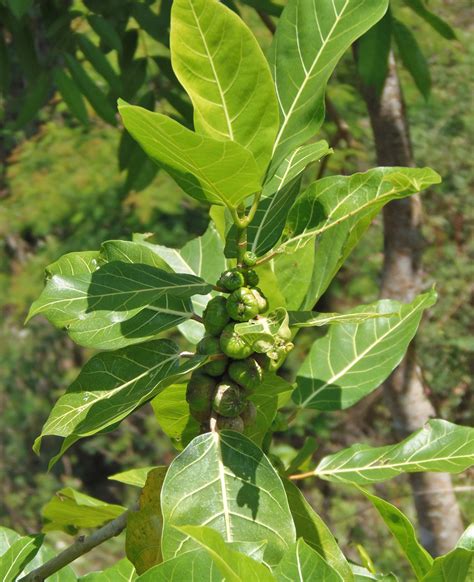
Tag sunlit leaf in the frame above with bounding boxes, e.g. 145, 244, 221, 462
274, 538, 343, 581
0, 534, 44, 582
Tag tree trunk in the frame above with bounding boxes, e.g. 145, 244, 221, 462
360, 52, 464, 556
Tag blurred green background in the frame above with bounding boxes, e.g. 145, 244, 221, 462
0, 0, 472, 576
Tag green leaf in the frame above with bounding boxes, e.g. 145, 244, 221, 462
229, 142, 331, 258
293, 292, 436, 411
313, 419, 474, 484
53, 68, 89, 125
20, 545, 76, 582
77, 34, 121, 95
161, 431, 296, 566
6, 0, 33, 19
178, 525, 275, 582
78, 558, 137, 581
126, 468, 167, 574
280, 167, 441, 256
66, 295, 194, 350
45, 250, 100, 277
358, 488, 432, 580
274, 538, 343, 581
0, 534, 44, 582
136, 549, 220, 581
87, 15, 122, 53
270, 0, 389, 168
118, 100, 261, 209
34, 340, 206, 456
108, 467, 159, 488
421, 525, 474, 581
65, 54, 117, 125
403, 0, 457, 40
289, 308, 396, 328
100, 239, 171, 271
351, 565, 398, 581
15, 72, 50, 129
271, 243, 315, 310
170, 0, 279, 176
393, 19, 431, 99
356, 10, 392, 95
283, 480, 353, 581
0, 527, 20, 555
28, 261, 211, 328
151, 383, 200, 450
41, 487, 125, 533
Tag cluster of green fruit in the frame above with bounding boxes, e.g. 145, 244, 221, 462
186, 252, 292, 433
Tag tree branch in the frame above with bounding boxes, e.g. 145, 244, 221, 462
19, 509, 133, 582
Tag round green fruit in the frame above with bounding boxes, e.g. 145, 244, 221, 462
202, 357, 228, 377
213, 381, 246, 417
250, 288, 268, 314
226, 287, 260, 322
242, 251, 257, 267
217, 269, 245, 292
203, 296, 230, 336
220, 323, 254, 359
190, 408, 210, 424
228, 358, 263, 392
186, 373, 215, 412
216, 415, 245, 433
197, 335, 221, 356
244, 269, 259, 287
241, 401, 257, 426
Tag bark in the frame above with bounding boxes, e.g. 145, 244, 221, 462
360, 52, 464, 556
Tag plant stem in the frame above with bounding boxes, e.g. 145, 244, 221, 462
191, 313, 203, 323
288, 470, 315, 481
18, 508, 134, 582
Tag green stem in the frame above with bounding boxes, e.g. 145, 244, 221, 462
236, 225, 247, 267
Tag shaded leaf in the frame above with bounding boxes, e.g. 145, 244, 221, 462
293, 292, 436, 411
171, 0, 279, 175
393, 19, 431, 99
54, 68, 89, 125
313, 420, 474, 484
42, 488, 125, 534
403, 0, 456, 40
356, 10, 392, 95
0, 534, 43, 582
136, 549, 220, 581
77, 34, 121, 95
87, 15, 122, 53
421, 524, 474, 581
15, 72, 50, 129
283, 480, 353, 581
118, 100, 261, 209
358, 488, 432, 580
289, 308, 396, 328
161, 431, 296, 566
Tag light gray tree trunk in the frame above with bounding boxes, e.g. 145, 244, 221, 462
361, 52, 464, 556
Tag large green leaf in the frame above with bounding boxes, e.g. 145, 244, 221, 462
170, 0, 278, 175
283, 480, 353, 581
34, 340, 206, 455
0, 534, 43, 582
179, 525, 275, 581
161, 431, 296, 566
77, 34, 121, 95
356, 10, 392, 95
312, 420, 474, 484
274, 539, 343, 581
118, 101, 262, 209
136, 549, 220, 581
288, 308, 395, 328
270, 0, 389, 167
358, 489, 432, 580
271, 243, 315, 310
100, 240, 171, 271
393, 19, 431, 99
79, 559, 137, 581
293, 292, 436, 411
27, 261, 211, 328
279, 167, 440, 255
108, 467, 159, 488
45, 250, 99, 277
67, 295, 194, 350
53, 68, 89, 126
421, 525, 474, 581
41, 488, 125, 534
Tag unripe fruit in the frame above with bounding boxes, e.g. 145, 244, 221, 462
197, 335, 221, 356
241, 401, 257, 426
186, 373, 215, 412
213, 381, 246, 417
226, 287, 260, 322
242, 251, 257, 267
203, 357, 228, 377
190, 408, 210, 424
250, 287, 268, 314
228, 358, 263, 392
218, 269, 245, 292
220, 323, 254, 359
203, 296, 230, 336
216, 415, 245, 433
244, 269, 259, 287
